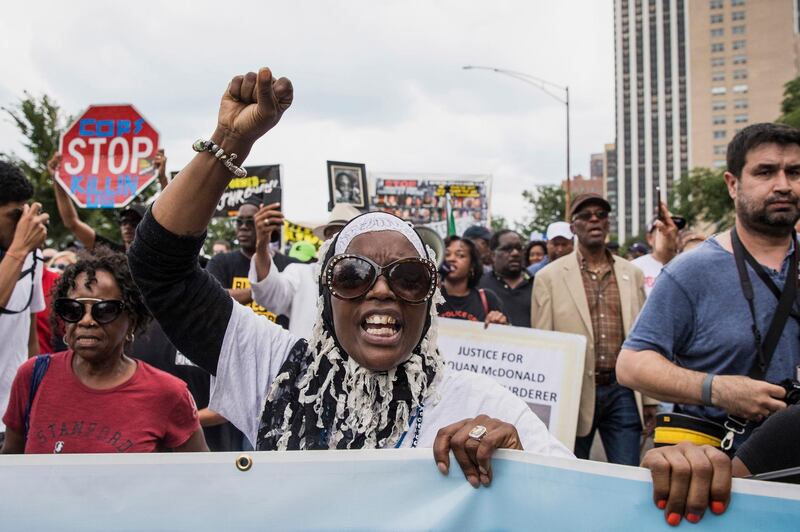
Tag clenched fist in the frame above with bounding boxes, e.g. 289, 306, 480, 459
217, 68, 293, 144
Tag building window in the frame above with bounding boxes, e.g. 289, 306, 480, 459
714, 145, 727, 155
733, 84, 749, 93
733, 40, 746, 50
733, 69, 748, 80
712, 101, 727, 111
713, 116, 727, 125
732, 11, 745, 20
732, 55, 747, 65
712, 71, 726, 82
734, 98, 748, 109
711, 57, 725, 67
711, 28, 724, 37
712, 43, 725, 53
735, 114, 749, 123
714, 160, 727, 168
711, 86, 727, 95
714, 130, 727, 139
711, 0, 723, 8
732, 25, 746, 34
711, 14, 724, 23
731, 0, 745, 5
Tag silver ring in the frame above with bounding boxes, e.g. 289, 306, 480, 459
468, 425, 487, 442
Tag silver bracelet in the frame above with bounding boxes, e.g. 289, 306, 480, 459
192, 139, 247, 177
702, 373, 715, 406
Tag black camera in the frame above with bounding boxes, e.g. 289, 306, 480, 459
777, 378, 800, 405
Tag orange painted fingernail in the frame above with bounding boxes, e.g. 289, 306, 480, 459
686, 513, 701, 524
710, 501, 726, 515
667, 513, 681, 526
657, 499, 667, 510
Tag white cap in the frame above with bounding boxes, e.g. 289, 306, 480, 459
546, 221, 573, 241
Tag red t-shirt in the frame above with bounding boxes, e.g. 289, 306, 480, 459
36, 268, 59, 354
3, 350, 200, 454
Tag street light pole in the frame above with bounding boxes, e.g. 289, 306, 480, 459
462, 65, 572, 220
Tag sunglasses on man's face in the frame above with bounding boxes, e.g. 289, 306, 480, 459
54, 298, 126, 325
572, 209, 610, 222
235, 217, 255, 228
324, 254, 437, 304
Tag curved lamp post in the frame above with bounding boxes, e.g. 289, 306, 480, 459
462, 65, 571, 219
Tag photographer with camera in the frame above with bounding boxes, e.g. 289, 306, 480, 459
617, 123, 800, 451
0, 161, 48, 448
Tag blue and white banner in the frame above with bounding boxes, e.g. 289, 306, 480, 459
0, 450, 797, 530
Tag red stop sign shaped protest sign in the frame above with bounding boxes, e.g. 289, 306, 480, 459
57, 105, 159, 208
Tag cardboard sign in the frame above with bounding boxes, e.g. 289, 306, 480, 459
437, 318, 586, 448
57, 104, 159, 208
214, 165, 281, 217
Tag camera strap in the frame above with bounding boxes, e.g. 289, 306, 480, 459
0, 250, 40, 316
723, 228, 799, 451
731, 227, 799, 381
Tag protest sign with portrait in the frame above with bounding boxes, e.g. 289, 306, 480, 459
327, 161, 367, 210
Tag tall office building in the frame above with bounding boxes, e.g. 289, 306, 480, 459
613, 0, 800, 240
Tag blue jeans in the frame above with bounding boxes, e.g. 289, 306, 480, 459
574, 381, 642, 466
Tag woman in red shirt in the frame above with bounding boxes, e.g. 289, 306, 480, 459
2, 248, 207, 454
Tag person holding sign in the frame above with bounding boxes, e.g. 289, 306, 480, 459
437, 235, 507, 327
127, 67, 572, 488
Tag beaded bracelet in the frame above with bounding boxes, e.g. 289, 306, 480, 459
192, 139, 248, 177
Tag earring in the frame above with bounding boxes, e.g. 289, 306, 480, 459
62, 335, 68, 345
125, 332, 135, 343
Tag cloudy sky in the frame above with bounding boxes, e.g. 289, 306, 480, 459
0, 0, 616, 227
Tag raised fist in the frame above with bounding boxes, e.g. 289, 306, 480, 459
217, 68, 293, 144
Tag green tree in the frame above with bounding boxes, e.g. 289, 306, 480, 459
777, 76, 800, 129
516, 185, 572, 238
670, 167, 734, 231
490, 215, 509, 233
1, 92, 123, 248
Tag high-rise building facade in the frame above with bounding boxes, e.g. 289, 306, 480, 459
613, 0, 800, 240
614, 0, 689, 240
689, 0, 800, 169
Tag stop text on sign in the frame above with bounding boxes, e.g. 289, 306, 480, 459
57, 105, 159, 208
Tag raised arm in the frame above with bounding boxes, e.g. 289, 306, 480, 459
48, 154, 96, 249
151, 68, 292, 237
128, 67, 293, 376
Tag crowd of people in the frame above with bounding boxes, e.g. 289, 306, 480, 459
1, 66, 799, 526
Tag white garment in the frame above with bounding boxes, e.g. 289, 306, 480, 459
209, 302, 573, 458
0, 252, 45, 432
248, 259, 318, 340
632, 253, 664, 297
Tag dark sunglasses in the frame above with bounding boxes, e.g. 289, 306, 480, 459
324, 254, 437, 304
572, 209, 610, 222
235, 217, 255, 228
54, 298, 126, 324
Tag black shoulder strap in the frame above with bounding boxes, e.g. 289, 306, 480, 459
0, 252, 38, 316
23, 354, 51, 441
731, 227, 798, 380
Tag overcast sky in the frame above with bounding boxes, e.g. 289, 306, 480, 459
0, 0, 616, 227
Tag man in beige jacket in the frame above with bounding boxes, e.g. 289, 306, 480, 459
532, 193, 657, 465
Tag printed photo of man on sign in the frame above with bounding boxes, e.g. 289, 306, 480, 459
56, 104, 159, 208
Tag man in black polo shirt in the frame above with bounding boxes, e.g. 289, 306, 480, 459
478, 229, 532, 327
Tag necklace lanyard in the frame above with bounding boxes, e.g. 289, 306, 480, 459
394, 403, 424, 449
730, 227, 799, 380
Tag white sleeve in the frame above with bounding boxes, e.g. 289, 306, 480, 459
248, 258, 300, 316
512, 404, 574, 459
30, 253, 45, 314
209, 302, 300, 446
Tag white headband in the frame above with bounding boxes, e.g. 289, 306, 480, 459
334, 212, 426, 257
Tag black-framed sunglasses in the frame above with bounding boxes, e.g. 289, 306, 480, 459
324, 254, 437, 304
572, 209, 610, 222
54, 298, 126, 324
235, 217, 255, 228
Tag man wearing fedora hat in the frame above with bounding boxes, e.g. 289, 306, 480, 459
532, 193, 658, 465
248, 203, 362, 340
